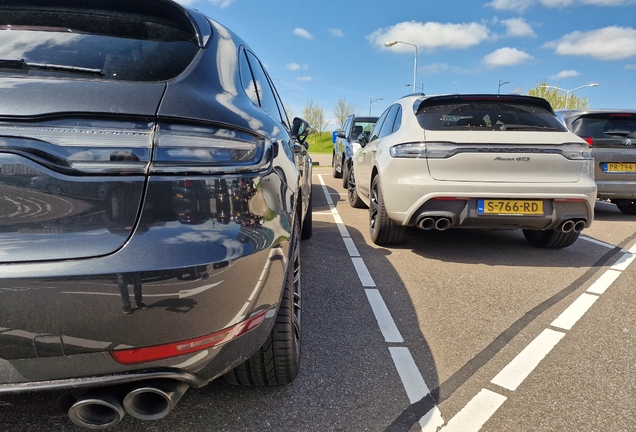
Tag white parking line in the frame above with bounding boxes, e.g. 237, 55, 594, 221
439, 389, 507, 432
587, 269, 623, 295
316, 174, 441, 426
366, 289, 403, 343
550, 293, 599, 330
491, 329, 566, 391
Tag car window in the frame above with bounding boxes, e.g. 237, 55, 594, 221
351, 120, 376, 139
243, 50, 284, 122
0, 13, 199, 82
378, 105, 400, 138
391, 106, 402, 133
370, 110, 389, 141
571, 115, 636, 139
342, 117, 352, 136
417, 101, 567, 131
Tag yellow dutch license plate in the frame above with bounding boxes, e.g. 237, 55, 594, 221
478, 199, 543, 215
605, 163, 636, 173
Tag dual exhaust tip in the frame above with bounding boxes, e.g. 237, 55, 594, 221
416, 216, 452, 231
560, 219, 586, 233
67, 380, 189, 429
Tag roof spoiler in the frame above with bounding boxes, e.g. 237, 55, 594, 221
414, 94, 555, 116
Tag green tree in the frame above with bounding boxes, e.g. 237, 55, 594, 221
527, 81, 590, 110
302, 99, 328, 144
333, 98, 356, 127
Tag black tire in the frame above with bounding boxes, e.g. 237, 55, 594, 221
301, 194, 312, 240
332, 153, 342, 179
522, 229, 580, 249
369, 176, 405, 245
615, 200, 636, 215
347, 164, 366, 209
225, 219, 301, 385
342, 160, 349, 189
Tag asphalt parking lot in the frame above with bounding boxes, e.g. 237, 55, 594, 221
1, 162, 635, 432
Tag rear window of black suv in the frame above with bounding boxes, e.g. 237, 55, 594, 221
0, 8, 200, 82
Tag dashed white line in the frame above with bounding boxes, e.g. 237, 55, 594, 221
491, 329, 566, 391
439, 389, 507, 432
366, 289, 403, 343
610, 251, 635, 271
587, 269, 623, 295
352, 257, 376, 287
550, 293, 599, 330
343, 237, 360, 257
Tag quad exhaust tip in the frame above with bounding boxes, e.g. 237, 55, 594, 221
416, 216, 452, 231
67, 380, 190, 429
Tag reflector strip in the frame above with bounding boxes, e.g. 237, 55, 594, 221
110, 309, 268, 365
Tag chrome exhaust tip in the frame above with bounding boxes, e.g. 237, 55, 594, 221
560, 220, 575, 233
435, 217, 451, 231
68, 393, 125, 429
416, 217, 435, 230
573, 220, 586, 233
123, 380, 189, 421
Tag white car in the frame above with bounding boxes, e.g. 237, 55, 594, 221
347, 94, 597, 248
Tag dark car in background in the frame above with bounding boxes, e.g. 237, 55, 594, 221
558, 110, 636, 215
332, 115, 378, 187
0, 0, 312, 428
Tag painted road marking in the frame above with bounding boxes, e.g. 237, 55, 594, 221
316, 174, 442, 428
440, 389, 507, 432
550, 293, 599, 330
587, 269, 623, 295
491, 329, 566, 391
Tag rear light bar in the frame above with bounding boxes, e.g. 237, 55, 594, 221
111, 309, 269, 365
151, 122, 270, 174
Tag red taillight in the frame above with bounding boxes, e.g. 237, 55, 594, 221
583, 137, 594, 146
609, 113, 633, 118
110, 309, 268, 365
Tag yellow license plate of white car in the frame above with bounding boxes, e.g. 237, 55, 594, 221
478, 199, 543, 215
605, 163, 636, 173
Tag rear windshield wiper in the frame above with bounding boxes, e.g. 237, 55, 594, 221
495, 122, 557, 131
0, 58, 103, 75
604, 129, 631, 137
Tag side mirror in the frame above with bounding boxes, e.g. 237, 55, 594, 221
358, 132, 370, 147
337, 131, 346, 139
292, 117, 312, 146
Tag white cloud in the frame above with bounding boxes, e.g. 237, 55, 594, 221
542, 0, 636, 5
328, 28, 344, 37
486, 0, 535, 12
544, 26, 636, 60
293, 28, 314, 40
297, 76, 312, 82
483, 47, 534, 67
501, 18, 536, 37
626, 64, 636, 69
286, 63, 308, 71
421, 63, 449, 74
550, 70, 581, 79
368, 21, 490, 51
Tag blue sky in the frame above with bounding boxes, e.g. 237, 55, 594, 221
176, 0, 636, 128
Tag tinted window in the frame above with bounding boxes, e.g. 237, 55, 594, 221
391, 106, 402, 133
379, 105, 400, 138
244, 51, 284, 121
351, 120, 376, 139
0, 14, 199, 82
239, 51, 259, 105
370, 110, 389, 141
572, 114, 636, 139
417, 102, 567, 131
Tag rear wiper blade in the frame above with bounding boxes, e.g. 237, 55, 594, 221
604, 130, 631, 137
0, 58, 103, 75
495, 122, 557, 131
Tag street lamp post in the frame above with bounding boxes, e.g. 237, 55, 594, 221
541, 83, 600, 109
498, 80, 510, 94
384, 40, 418, 91
369, 98, 383, 116
406, 84, 424, 93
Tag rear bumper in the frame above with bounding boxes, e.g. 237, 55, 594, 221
596, 180, 636, 199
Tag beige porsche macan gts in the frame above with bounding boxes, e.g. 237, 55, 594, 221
347, 94, 597, 248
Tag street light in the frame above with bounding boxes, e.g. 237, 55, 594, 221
541, 83, 599, 109
498, 80, 510, 94
369, 98, 383, 115
406, 84, 424, 93
385, 40, 418, 91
